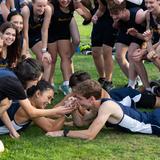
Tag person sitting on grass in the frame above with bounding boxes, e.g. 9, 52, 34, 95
0, 80, 65, 135
46, 79, 160, 139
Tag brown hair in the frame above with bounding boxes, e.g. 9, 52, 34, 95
0, 22, 21, 67
69, 71, 91, 88
73, 79, 102, 99
108, 0, 126, 15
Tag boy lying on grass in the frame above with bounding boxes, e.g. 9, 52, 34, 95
47, 79, 160, 140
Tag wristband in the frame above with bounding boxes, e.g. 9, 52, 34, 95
41, 48, 48, 53
11, 8, 16, 12
63, 128, 70, 137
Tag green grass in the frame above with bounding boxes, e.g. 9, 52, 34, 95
0, 54, 159, 160
0, 15, 160, 160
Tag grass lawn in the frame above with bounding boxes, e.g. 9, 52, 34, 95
0, 15, 160, 160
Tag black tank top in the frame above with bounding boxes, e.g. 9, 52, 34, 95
119, 7, 145, 33
28, 4, 45, 36
50, 0, 74, 28
93, 0, 113, 22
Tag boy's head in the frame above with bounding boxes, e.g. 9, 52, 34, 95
108, 0, 126, 21
69, 71, 91, 89
72, 79, 102, 99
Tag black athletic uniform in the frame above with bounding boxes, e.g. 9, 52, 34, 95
28, 4, 45, 48
116, 7, 145, 46
102, 98, 160, 135
0, 68, 26, 101
91, 0, 117, 47
48, 0, 74, 43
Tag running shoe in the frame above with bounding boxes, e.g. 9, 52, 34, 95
98, 78, 114, 92
152, 86, 160, 97
59, 84, 71, 95
150, 80, 160, 88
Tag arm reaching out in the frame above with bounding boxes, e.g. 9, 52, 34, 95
46, 101, 115, 140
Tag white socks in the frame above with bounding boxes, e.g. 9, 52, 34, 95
63, 81, 69, 86
128, 79, 137, 89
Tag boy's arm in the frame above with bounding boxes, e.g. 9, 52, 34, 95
46, 102, 113, 140
74, 1, 92, 21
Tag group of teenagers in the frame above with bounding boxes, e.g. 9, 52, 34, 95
0, 0, 160, 153
89, 0, 160, 94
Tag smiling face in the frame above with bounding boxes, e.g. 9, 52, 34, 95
34, 89, 54, 109
110, 11, 123, 22
145, 0, 160, 12
75, 94, 95, 110
58, 0, 71, 8
10, 15, 23, 33
33, 0, 48, 16
2, 28, 16, 46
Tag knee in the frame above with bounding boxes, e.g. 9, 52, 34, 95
116, 53, 124, 62
131, 49, 144, 63
60, 55, 71, 63
43, 59, 51, 66
92, 50, 99, 58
